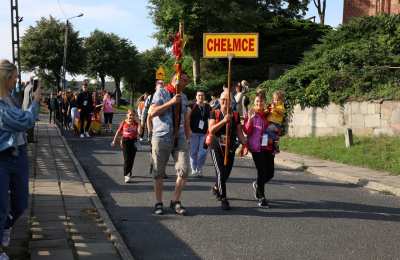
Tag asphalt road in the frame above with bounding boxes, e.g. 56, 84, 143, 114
65, 126, 400, 260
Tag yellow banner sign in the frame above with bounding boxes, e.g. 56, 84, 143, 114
203, 33, 259, 58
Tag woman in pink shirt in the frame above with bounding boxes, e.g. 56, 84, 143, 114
102, 92, 114, 132
111, 109, 141, 183
243, 92, 275, 208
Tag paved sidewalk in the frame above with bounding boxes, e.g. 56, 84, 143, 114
275, 151, 400, 196
8, 121, 132, 260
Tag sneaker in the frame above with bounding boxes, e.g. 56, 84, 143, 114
80, 134, 85, 138
196, 170, 203, 178
211, 186, 222, 201
1, 228, 11, 247
252, 181, 259, 199
170, 201, 187, 215
257, 198, 269, 208
0, 253, 9, 260
84, 132, 91, 137
221, 198, 231, 210
124, 176, 134, 183
153, 202, 164, 215
190, 169, 198, 176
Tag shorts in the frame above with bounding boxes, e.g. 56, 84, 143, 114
104, 113, 113, 124
151, 136, 189, 179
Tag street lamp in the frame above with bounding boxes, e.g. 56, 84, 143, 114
61, 13, 84, 90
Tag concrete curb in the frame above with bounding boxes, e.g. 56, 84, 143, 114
56, 127, 135, 260
274, 157, 305, 171
243, 153, 305, 171
273, 153, 400, 197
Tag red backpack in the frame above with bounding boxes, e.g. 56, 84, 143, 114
204, 110, 239, 146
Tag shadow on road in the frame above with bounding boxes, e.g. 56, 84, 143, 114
64, 131, 400, 259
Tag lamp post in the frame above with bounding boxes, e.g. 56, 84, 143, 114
61, 13, 83, 90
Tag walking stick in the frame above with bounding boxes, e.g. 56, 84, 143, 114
224, 55, 233, 166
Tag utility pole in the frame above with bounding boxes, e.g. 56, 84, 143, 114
61, 13, 84, 91
62, 20, 69, 90
10, 0, 22, 85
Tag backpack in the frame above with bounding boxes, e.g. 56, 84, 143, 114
204, 110, 239, 147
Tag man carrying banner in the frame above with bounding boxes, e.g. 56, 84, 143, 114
208, 90, 247, 210
149, 73, 191, 215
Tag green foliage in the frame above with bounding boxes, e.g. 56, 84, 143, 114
84, 30, 116, 88
259, 15, 400, 114
280, 135, 400, 175
20, 16, 85, 89
85, 30, 140, 103
136, 47, 170, 94
148, 0, 313, 84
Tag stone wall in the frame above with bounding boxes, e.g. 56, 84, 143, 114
287, 101, 400, 137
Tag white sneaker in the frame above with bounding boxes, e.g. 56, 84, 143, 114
191, 170, 198, 176
197, 170, 203, 177
124, 176, 134, 183
0, 252, 9, 260
80, 134, 85, 138
1, 228, 11, 247
84, 132, 91, 137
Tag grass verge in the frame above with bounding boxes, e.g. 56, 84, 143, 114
280, 135, 400, 175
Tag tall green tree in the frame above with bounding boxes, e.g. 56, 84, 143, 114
137, 47, 169, 93
122, 44, 141, 104
84, 30, 115, 90
20, 16, 84, 90
107, 35, 140, 106
148, 0, 310, 84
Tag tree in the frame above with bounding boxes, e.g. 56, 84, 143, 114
84, 30, 115, 90
148, 0, 310, 84
107, 35, 140, 106
137, 47, 169, 94
20, 16, 84, 90
122, 44, 141, 105
313, 0, 327, 25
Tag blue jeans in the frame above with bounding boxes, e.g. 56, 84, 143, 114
266, 122, 282, 141
0, 146, 29, 240
189, 133, 207, 172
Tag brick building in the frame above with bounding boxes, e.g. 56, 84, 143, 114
343, 0, 400, 23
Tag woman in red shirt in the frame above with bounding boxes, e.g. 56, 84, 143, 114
111, 109, 141, 183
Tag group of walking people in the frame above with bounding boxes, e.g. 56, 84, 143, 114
0, 57, 285, 259
111, 71, 285, 215
47, 80, 115, 137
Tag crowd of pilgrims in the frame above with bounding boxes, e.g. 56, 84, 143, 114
45, 77, 285, 212
45, 80, 115, 137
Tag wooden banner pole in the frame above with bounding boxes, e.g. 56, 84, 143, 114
224, 55, 233, 166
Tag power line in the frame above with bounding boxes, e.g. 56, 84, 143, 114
57, 0, 67, 19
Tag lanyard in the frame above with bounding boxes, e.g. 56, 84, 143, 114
199, 105, 204, 118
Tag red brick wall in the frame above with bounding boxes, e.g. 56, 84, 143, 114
343, 0, 400, 23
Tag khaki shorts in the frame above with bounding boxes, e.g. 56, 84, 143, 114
151, 136, 189, 179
